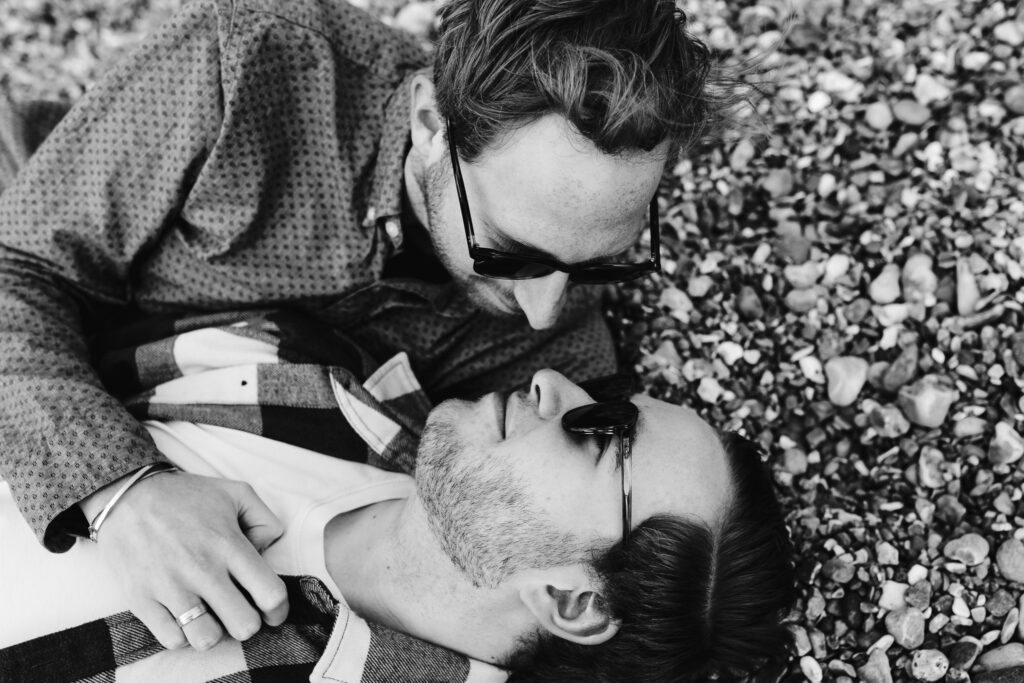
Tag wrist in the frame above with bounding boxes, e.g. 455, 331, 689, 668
79, 463, 178, 541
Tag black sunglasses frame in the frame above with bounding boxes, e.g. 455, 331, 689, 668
446, 124, 661, 284
561, 400, 638, 545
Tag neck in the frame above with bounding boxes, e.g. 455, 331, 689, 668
324, 495, 534, 665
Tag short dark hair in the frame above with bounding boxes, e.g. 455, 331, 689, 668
508, 432, 797, 682
433, 0, 724, 161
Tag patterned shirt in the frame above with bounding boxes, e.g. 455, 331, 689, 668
0, 0, 616, 550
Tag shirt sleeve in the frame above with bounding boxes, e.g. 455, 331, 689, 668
0, 0, 230, 550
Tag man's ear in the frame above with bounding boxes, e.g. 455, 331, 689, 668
518, 572, 619, 646
408, 73, 445, 159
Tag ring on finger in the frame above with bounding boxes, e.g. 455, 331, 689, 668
176, 603, 209, 628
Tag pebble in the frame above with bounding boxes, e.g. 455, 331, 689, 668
817, 172, 837, 197
869, 264, 902, 304
869, 402, 912, 439
865, 101, 894, 130
687, 275, 714, 298
825, 356, 868, 407
898, 374, 960, 428
990, 590, 1016, 618
997, 539, 1024, 583
762, 168, 794, 198
963, 51, 992, 71
910, 650, 949, 682
905, 580, 932, 609
994, 21, 1024, 46
893, 99, 931, 126
885, 607, 925, 649
914, 73, 952, 106
949, 637, 983, 669
697, 377, 723, 403
954, 416, 988, 438
917, 447, 946, 488
876, 541, 899, 566
822, 253, 851, 285
716, 341, 744, 366
782, 448, 809, 475
1003, 608, 1020, 643
736, 286, 763, 320
958, 258, 982, 316
784, 262, 821, 289
1006, 84, 1024, 116
786, 287, 821, 314
806, 91, 831, 114
800, 655, 823, 683
883, 345, 919, 392
936, 494, 967, 524
979, 643, 1024, 671
944, 533, 991, 566
1013, 331, 1024, 366
823, 555, 856, 584
729, 138, 756, 171
800, 356, 825, 384
659, 287, 693, 322
907, 564, 929, 584
879, 580, 909, 610
858, 649, 894, 683
990, 422, 1024, 465
902, 254, 938, 304
874, 303, 912, 327
975, 665, 1024, 683
653, 340, 683, 369
845, 298, 872, 324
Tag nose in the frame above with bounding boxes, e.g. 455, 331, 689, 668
513, 272, 570, 330
530, 369, 595, 420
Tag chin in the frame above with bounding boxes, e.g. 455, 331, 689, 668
466, 280, 520, 318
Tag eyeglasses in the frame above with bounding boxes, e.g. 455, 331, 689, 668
446, 124, 661, 284
561, 400, 639, 545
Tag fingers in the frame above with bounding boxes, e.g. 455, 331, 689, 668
228, 542, 290, 627
235, 481, 285, 552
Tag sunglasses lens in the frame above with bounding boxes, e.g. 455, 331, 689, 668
576, 373, 639, 402
562, 401, 638, 432
570, 264, 651, 284
474, 255, 557, 280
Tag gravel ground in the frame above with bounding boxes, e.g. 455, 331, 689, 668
2, 1, 1024, 681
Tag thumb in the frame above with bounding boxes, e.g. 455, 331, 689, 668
234, 484, 284, 552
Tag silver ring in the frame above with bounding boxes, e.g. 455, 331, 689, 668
176, 603, 209, 628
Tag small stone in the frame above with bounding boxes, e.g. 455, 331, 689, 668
1012, 332, 1024, 366
729, 138, 756, 171
949, 637, 982, 669
975, 666, 1024, 683
963, 51, 992, 71
990, 590, 1016, 618
784, 262, 821, 289
907, 565, 929, 584
905, 580, 932, 609
870, 403, 912, 439
958, 258, 982, 316
935, 494, 966, 524
800, 656, 823, 683
697, 377, 723, 403
877, 541, 900, 566
653, 340, 683, 369
779, 234, 812, 264
893, 99, 931, 126
944, 533, 991, 566
994, 21, 1024, 47
806, 90, 831, 114
883, 345, 919, 393
870, 264, 902, 304
660, 286, 694, 322
762, 168, 794, 198
978, 643, 1024, 671
997, 539, 1024, 583
990, 422, 1024, 465
800, 356, 825, 384
879, 580, 909, 611
786, 287, 821, 314
865, 101, 894, 130
874, 303, 912, 327
858, 649, 894, 683
1006, 85, 1024, 116
910, 650, 949, 682
914, 73, 952, 106
393, 1, 437, 36
817, 172, 837, 197
736, 286, 763, 320
1003, 608, 1020, 643
716, 341, 744, 366
782, 448, 809, 475
791, 625, 812, 656
823, 555, 856, 584
898, 374, 960, 428
687, 275, 714, 298
822, 253, 851, 285
902, 254, 938, 304
917, 447, 945, 488
954, 416, 988, 439
885, 607, 925, 650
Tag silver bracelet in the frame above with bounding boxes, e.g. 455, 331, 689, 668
88, 464, 179, 543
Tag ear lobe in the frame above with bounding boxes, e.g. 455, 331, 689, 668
519, 583, 619, 646
408, 74, 445, 156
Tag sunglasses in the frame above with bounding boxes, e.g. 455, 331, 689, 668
561, 400, 639, 545
446, 124, 662, 284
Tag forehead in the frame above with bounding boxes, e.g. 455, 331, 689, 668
631, 396, 733, 527
466, 114, 668, 247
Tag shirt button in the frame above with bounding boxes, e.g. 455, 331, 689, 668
384, 219, 404, 250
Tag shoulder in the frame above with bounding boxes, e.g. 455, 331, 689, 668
230, 0, 427, 77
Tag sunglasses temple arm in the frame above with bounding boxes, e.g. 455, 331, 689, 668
621, 432, 632, 542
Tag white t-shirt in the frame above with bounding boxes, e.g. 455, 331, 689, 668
0, 421, 414, 648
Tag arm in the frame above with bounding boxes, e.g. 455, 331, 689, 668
0, 0, 286, 649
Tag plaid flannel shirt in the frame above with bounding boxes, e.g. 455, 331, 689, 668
0, 310, 508, 683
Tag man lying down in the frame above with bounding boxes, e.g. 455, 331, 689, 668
0, 311, 796, 682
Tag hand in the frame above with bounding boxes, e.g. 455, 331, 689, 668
85, 471, 288, 650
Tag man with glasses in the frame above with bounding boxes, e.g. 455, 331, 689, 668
0, 0, 733, 653
1, 313, 795, 681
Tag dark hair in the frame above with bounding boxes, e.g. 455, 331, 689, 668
433, 0, 727, 161
508, 432, 796, 682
